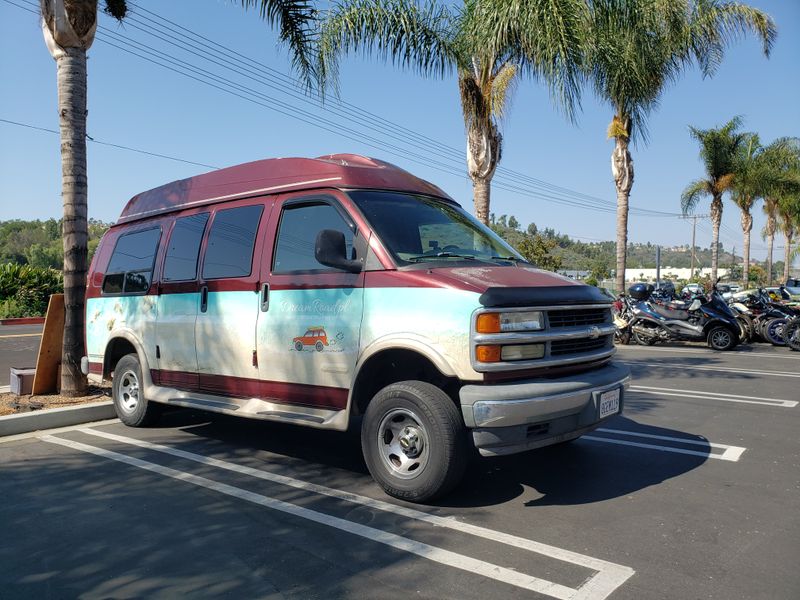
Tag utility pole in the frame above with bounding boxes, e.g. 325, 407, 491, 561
680, 214, 709, 280
656, 245, 661, 288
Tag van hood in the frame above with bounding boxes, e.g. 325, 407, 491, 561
368, 266, 611, 307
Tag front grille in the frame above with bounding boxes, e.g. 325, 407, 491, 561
548, 308, 609, 328
550, 336, 610, 356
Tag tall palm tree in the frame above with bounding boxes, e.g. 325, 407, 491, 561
778, 196, 800, 283
732, 136, 799, 285
763, 195, 780, 284
40, 0, 318, 395
587, 0, 775, 294
682, 117, 748, 283
318, 0, 585, 224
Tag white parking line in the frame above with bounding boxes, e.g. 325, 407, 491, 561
617, 345, 800, 360
584, 428, 746, 462
630, 385, 798, 408
75, 427, 633, 600
620, 361, 800, 379
42, 433, 633, 600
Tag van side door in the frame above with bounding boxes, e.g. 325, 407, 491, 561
256, 193, 365, 410
194, 199, 271, 394
154, 211, 209, 390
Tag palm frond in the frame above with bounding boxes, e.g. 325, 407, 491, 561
241, 0, 319, 89
318, 0, 457, 93
465, 0, 586, 120
681, 179, 713, 214
691, 0, 776, 76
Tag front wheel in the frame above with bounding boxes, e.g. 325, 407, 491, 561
707, 325, 737, 351
112, 353, 162, 427
361, 381, 468, 503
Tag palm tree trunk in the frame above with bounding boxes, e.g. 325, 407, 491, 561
611, 136, 633, 294
57, 46, 89, 396
785, 231, 794, 283
766, 211, 776, 285
465, 121, 499, 226
710, 194, 723, 282
740, 207, 752, 287
472, 178, 491, 225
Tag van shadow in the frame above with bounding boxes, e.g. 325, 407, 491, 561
163, 409, 708, 510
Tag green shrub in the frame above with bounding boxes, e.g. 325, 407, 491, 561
0, 263, 63, 317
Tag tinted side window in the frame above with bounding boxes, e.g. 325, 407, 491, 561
273, 203, 354, 273
202, 205, 263, 279
163, 213, 209, 281
103, 228, 160, 294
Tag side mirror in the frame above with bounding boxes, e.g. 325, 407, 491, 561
315, 229, 362, 273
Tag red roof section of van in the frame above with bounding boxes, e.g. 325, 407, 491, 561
116, 154, 453, 224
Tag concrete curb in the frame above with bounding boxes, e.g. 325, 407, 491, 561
0, 317, 46, 326
0, 401, 116, 437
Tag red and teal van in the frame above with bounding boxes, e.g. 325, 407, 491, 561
84, 154, 630, 502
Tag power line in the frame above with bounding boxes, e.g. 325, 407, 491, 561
0, 117, 220, 169
3, 0, 683, 219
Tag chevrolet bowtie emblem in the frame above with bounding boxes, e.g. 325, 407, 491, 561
588, 326, 601, 339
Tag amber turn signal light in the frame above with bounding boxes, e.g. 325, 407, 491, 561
475, 345, 502, 362
475, 313, 500, 333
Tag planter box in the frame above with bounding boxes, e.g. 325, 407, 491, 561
10, 367, 36, 396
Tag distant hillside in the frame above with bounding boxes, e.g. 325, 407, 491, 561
489, 214, 781, 277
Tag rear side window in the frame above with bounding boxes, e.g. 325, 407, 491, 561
103, 228, 161, 294
163, 213, 209, 281
202, 205, 263, 279
273, 203, 354, 273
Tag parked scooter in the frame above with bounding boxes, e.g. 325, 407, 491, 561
626, 282, 740, 350
729, 289, 800, 346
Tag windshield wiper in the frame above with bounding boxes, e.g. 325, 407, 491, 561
490, 255, 525, 263
406, 252, 477, 262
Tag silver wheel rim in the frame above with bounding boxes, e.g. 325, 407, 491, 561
376, 408, 429, 480
711, 329, 731, 348
117, 369, 140, 413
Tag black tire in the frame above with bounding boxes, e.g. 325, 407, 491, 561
315, 341, 324, 352
735, 314, 754, 344
707, 325, 737, 351
112, 353, 162, 427
764, 318, 788, 346
294, 341, 303, 351
361, 380, 468, 503
784, 318, 800, 351
632, 329, 657, 346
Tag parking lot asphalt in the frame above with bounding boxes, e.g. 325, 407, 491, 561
0, 324, 42, 386
1, 340, 798, 599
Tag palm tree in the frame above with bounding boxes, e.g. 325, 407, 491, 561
587, 0, 775, 294
40, 0, 318, 395
682, 117, 748, 283
778, 196, 800, 283
763, 195, 780, 284
318, 0, 585, 224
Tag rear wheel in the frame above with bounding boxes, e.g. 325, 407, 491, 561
361, 381, 467, 503
112, 353, 162, 427
707, 325, 737, 351
764, 318, 788, 346
735, 314, 754, 344
784, 318, 800, 351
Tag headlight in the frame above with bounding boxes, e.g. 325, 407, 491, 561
500, 344, 545, 361
476, 311, 544, 333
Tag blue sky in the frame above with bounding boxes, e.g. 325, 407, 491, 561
1, 0, 798, 266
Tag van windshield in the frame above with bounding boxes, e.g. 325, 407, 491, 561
349, 190, 525, 266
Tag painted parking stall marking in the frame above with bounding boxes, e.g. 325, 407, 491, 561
583, 428, 746, 462
629, 385, 798, 408
43, 429, 636, 600
620, 360, 800, 379
616, 345, 800, 361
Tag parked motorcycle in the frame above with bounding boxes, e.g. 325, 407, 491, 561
730, 289, 800, 346
783, 316, 800, 351
626, 282, 740, 350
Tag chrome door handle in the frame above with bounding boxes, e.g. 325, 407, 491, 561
200, 285, 208, 313
260, 283, 269, 312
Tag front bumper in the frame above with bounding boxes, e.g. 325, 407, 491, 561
459, 362, 631, 456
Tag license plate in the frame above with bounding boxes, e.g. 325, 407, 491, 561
599, 388, 620, 419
